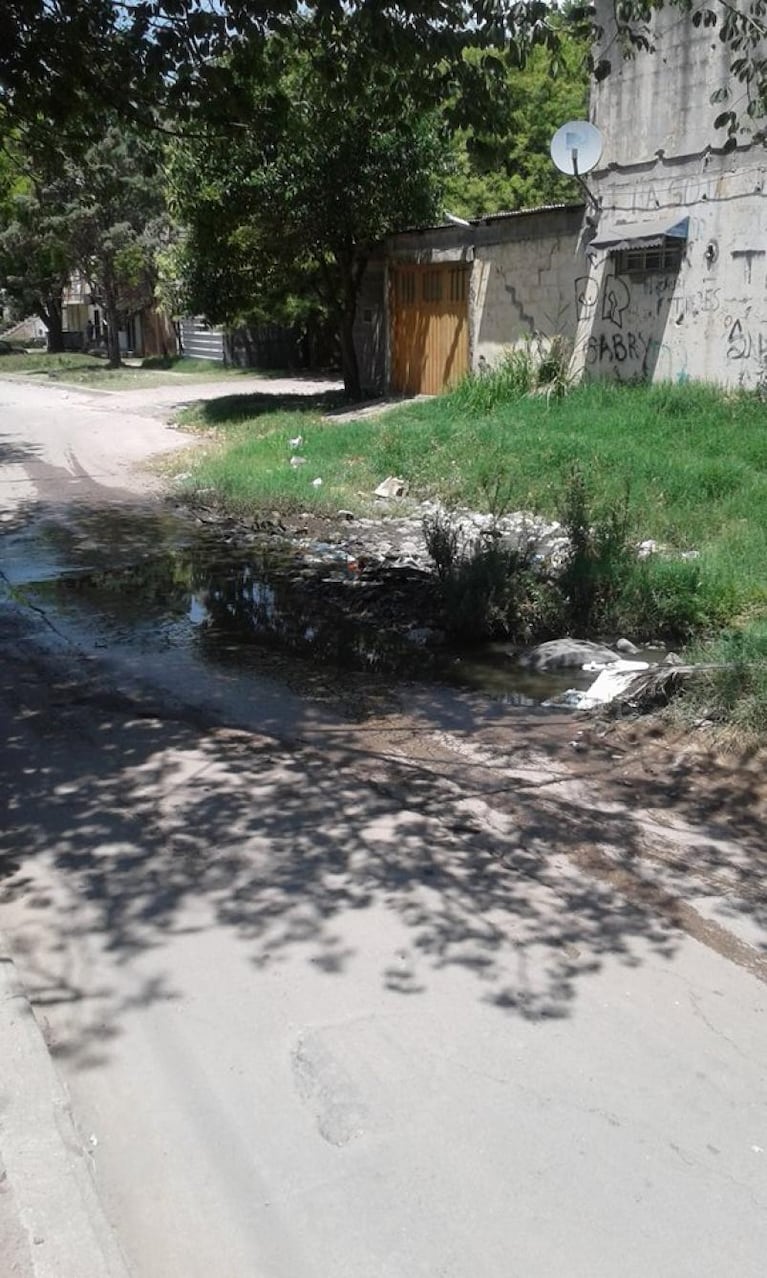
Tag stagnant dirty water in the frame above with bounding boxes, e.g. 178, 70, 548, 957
4, 504, 598, 705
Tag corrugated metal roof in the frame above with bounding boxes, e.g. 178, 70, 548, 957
590, 215, 690, 250
392, 202, 585, 237
467, 201, 586, 225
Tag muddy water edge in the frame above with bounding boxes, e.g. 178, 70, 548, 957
5, 501, 603, 707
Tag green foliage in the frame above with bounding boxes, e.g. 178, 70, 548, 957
170, 21, 452, 397
0, 122, 166, 362
559, 468, 634, 635
445, 35, 589, 216
0, 139, 76, 348
64, 126, 166, 365
3, 2, 767, 155
423, 512, 543, 642
178, 380, 767, 641
447, 337, 573, 414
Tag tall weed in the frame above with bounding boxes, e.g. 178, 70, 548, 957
558, 468, 634, 635
423, 512, 545, 642
679, 621, 767, 737
448, 336, 572, 414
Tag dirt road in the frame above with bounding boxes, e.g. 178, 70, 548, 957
2, 376, 767, 1277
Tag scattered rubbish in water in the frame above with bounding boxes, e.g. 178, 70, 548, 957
8, 505, 667, 705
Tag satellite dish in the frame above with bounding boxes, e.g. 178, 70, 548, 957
550, 121, 604, 177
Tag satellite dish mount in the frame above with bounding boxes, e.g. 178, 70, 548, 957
550, 120, 603, 211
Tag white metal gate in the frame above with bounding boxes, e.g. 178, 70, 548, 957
179, 317, 225, 361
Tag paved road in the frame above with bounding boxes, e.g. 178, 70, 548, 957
1, 378, 767, 1277
0, 372, 339, 515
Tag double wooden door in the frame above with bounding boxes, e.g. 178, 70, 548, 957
390, 264, 469, 395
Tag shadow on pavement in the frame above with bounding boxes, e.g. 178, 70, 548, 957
8, 643, 757, 1072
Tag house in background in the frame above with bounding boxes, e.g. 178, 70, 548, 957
358, 2, 767, 395
61, 273, 177, 358
1, 315, 48, 344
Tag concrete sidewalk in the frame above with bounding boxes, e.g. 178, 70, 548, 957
0, 949, 129, 1278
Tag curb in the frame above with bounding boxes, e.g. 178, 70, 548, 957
0, 950, 130, 1278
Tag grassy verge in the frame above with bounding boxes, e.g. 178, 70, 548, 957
140, 355, 297, 377
176, 382, 766, 600
173, 376, 767, 727
0, 351, 105, 377
0, 350, 276, 387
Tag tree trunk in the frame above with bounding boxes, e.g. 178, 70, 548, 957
104, 286, 122, 368
318, 254, 364, 400
40, 291, 65, 353
339, 307, 362, 401
338, 255, 366, 401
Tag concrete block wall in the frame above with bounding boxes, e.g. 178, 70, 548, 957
471, 209, 583, 368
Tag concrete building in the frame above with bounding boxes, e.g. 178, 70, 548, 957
358, 2, 767, 393
61, 273, 178, 357
578, 0, 767, 387
355, 204, 585, 396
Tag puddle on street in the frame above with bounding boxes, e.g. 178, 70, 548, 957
9, 506, 600, 704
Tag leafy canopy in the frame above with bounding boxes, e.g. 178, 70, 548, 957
170, 22, 454, 394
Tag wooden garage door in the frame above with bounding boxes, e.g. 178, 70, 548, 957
390, 265, 469, 395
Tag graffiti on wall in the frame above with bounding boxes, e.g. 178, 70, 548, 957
731, 249, 766, 286
725, 314, 767, 365
575, 272, 631, 328
642, 275, 721, 319
584, 330, 664, 371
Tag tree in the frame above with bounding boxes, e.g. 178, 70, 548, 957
171, 26, 454, 397
64, 127, 165, 366
3, 4, 767, 148
0, 141, 76, 351
445, 31, 590, 217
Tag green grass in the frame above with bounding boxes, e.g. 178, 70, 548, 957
0, 351, 105, 377
0, 350, 277, 387
674, 619, 767, 740
173, 377, 767, 642
140, 355, 255, 376
172, 374, 767, 730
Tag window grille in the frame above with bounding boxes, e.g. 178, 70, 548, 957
449, 269, 468, 302
613, 240, 684, 276
395, 272, 416, 304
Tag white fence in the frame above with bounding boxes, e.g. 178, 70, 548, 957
179, 317, 225, 362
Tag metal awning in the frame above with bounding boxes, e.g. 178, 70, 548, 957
590, 216, 690, 251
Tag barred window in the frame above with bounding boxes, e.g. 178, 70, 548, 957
395, 271, 417, 304
613, 241, 684, 276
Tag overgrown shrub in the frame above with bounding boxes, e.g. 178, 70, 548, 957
447, 335, 572, 414
423, 512, 546, 642
424, 475, 719, 646
617, 558, 716, 642
558, 468, 634, 635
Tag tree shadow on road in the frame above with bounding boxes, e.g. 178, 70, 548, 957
5, 642, 763, 1074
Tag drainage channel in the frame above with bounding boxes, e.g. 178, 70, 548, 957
3, 506, 596, 706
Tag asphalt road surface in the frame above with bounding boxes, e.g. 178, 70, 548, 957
1, 374, 766, 1277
